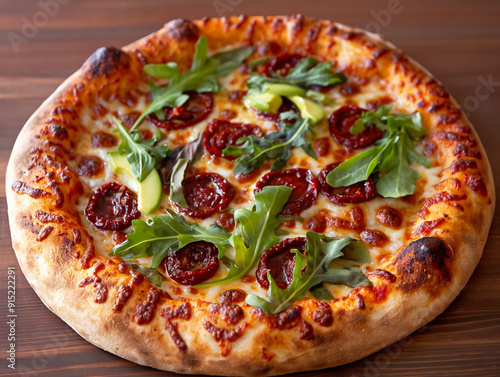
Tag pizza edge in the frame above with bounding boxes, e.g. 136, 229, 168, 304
6, 15, 495, 377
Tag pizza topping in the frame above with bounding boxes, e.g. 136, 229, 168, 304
197, 186, 293, 288
255, 237, 307, 290
246, 232, 371, 314
329, 105, 383, 149
203, 119, 261, 160
209, 303, 244, 325
250, 96, 298, 122
244, 56, 344, 123
217, 289, 247, 304
224, 111, 317, 175
85, 182, 140, 230
360, 230, 388, 247
376, 206, 403, 229
318, 163, 377, 205
326, 105, 430, 198
216, 212, 235, 233
133, 36, 254, 129
91, 131, 117, 148
254, 168, 318, 215
111, 210, 230, 269
147, 92, 214, 131
176, 172, 235, 219
113, 119, 170, 182
313, 137, 331, 157
163, 241, 219, 285
76, 155, 104, 177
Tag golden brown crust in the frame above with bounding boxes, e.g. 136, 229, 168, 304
6, 15, 495, 376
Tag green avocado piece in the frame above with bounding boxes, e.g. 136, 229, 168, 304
263, 83, 306, 97
243, 90, 283, 113
108, 151, 162, 214
287, 95, 325, 124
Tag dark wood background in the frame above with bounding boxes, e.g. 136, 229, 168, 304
1, 0, 499, 376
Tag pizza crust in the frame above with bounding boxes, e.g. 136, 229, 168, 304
6, 15, 494, 376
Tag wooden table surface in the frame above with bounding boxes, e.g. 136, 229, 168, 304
1, 0, 499, 376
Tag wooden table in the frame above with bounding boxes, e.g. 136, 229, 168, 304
1, 0, 499, 376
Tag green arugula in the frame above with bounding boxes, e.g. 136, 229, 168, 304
223, 111, 317, 175
246, 232, 371, 314
196, 185, 293, 288
326, 105, 430, 198
243, 57, 345, 122
247, 57, 346, 89
114, 119, 170, 182
125, 262, 164, 287
169, 158, 189, 208
110, 210, 231, 269
132, 36, 254, 130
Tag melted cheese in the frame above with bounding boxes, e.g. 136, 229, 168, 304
75, 61, 444, 303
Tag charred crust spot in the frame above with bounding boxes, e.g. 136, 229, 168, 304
12, 181, 50, 199
290, 14, 305, 40
49, 123, 69, 140
376, 206, 403, 229
217, 289, 247, 304
355, 293, 366, 310
91, 131, 117, 148
94, 282, 108, 303
464, 174, 488, 197
72, 229, 82, 244
83, 46, 131, 79
432, 131, 477, 148
161, 303, 192, 353
360, 229, 389, 247
298, 320, 315, 341
413, 218, 446, 237
311, 301, 333, 327
368, 269, 397, 283
48, 180, 64, 208
209, 303, 244, 325
419, 192, 467, 218
112, 285, 133, 312
34, 210, 63, 223
393, 237, 453, 292
79, 276, 99, 287
449, 158, 478, 174
133, 287, 166, 325
36, 226, 53, 242
164, 19, 199, 42
203, 320, 249, 357
452, 144, 481, 159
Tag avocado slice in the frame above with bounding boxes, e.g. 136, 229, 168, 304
243, 90, 283, 114
288, 96, 325, 124
263, 83, 306, 97
108, 151, 162, 214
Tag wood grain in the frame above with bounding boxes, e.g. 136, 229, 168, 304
1, 0, 499, 376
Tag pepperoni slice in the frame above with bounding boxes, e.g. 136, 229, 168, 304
255, 169, 318, 215
163, 241, 219, 285
147, 92, 213, 131
263, 53, 304, 77
318, 163, 378, 206
85, 182, 140, 230
177, 173, 235, 219
329, 105, 383, 149
256, 237, 307, 290
203, 119, 261, 160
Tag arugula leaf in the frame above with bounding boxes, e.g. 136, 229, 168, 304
114, 119, 170, 182
133, 36, 254, 129
196, 185, 293, 288
223, 111, 317, 175
125, 262, 164, 287
110, 210, 231, 268
246, 232, 371, 314
247, 57, 346, 89
169, 158, 189, 208
326, 107, 430, 198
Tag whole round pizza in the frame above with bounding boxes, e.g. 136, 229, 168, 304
6, 15, 495, 376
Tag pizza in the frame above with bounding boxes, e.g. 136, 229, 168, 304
6, 15, 495, 376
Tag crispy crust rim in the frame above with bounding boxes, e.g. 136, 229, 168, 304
6, 15, 495, 376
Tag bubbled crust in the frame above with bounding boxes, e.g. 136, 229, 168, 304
6, 15, 495, 376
